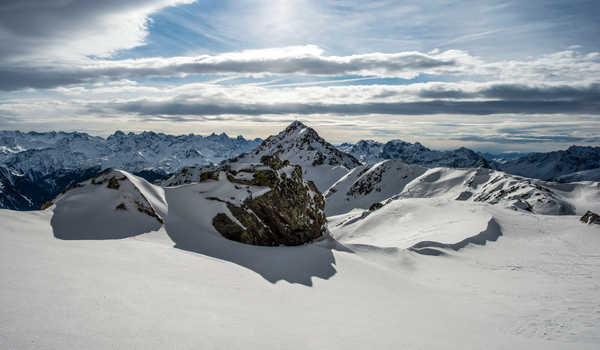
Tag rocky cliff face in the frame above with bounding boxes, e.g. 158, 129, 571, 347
187, 154, 327, 246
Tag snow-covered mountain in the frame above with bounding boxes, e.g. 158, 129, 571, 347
340, 140, 600, 182
228, 121, 361, 191
0, 130, 262, 178
324, 160, 428, 215
556, 167, 600, 182
479, 151, 534, 163
337, 140, 384, 164
499, 145, 600, 181
0, 165, 101, 211
325, 160, 600, 216
0, 166, 36, 210
338, 139, 491, 168
0, 130, 262, 210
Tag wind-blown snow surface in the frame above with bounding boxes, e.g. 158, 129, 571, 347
1, 167, 600, 349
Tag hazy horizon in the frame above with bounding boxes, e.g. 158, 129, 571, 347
0, 122, 590, 154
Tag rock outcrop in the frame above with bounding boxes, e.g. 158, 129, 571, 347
580, 211, 600, 225
205, 154, 326, 246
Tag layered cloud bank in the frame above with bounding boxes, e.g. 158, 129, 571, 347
1, 46, 599, 91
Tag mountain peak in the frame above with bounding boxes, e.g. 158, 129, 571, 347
279, 121, 321, 142
286, 120, 307, 129
230, 121, 361, 191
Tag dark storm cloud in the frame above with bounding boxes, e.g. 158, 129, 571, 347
416, 83, 600, 101
479, 83, 600, 101
0, 68, 89, 91
106, 98, 599, 117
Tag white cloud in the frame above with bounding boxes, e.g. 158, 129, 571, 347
3, 46, 600, 91
0, 0, 196, 62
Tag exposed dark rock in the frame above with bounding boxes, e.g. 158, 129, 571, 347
369, 202, 384, 211
210, 154, 326, 246
135, 200, 164, 224
107, 176, 120, 190
580, 211, 600, 225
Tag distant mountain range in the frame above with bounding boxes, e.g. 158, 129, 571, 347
0, 130, 262, 210
1, 124, 599, 210
337, 139, 600, 182
337, 140, 490, 169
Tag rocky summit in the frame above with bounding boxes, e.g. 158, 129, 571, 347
205, 154, 326, 246
229, 120, 361, 192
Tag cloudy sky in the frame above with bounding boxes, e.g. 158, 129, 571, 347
0, 0, 599, 152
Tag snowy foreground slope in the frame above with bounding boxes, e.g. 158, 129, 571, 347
1, 169, 600, 349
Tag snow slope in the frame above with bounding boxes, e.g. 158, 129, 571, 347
397, 167, 600, 215
48, 169, 167, 240
2, 196, 600, 349
324, 160, 427, 216
326, 163, 600, 216
329, 198, 494, 249
230, 121, 361, 191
